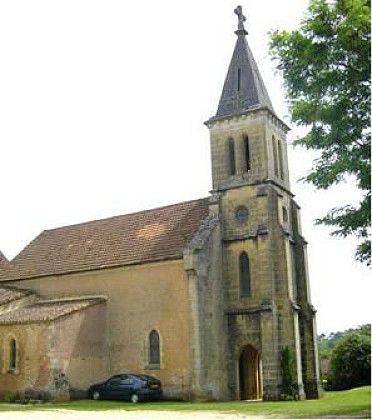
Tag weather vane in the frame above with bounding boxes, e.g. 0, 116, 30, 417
234, 5, 248, 35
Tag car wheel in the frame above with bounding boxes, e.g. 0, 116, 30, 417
92, 390, 100, 400
130, 393, 139, 403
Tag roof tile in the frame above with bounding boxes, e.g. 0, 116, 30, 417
0, 287, 30, 305
0, 251, 8, 268
0, 297, 105, 325
0, 198, 209, 281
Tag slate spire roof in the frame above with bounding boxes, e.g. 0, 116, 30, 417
212, 5, 275, 120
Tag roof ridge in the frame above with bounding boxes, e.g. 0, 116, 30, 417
0, 297, 105, 325
35, 295, 107, 305
0, 284, 33, 294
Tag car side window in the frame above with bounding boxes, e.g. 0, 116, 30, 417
121, 378, 134, 385
108, 377, 122, 386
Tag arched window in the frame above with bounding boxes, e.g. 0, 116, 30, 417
278, 139, 284, 180
239, 252, 251, 297
9, 338, 17, 371
228, 138, 236, 176
149, 330, 160, 366
243, 135, 251, 172
272, 135, 279, 177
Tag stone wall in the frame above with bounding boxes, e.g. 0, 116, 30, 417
0, 323, 50, 399
48, 302, 107, 398
0, 302, 106, 400
207, 116, 310, 401
207, 111, 290, 193
291, 200, 322, 399
184, 212, 229, 400
7, 259, 192, 399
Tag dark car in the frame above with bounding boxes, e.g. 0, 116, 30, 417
88, 374, 162, 403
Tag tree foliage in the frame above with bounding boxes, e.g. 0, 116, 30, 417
270, 0, 371, 265
318, 330, 347, 360
318, 326, 368, 360
328, 324, 371, 390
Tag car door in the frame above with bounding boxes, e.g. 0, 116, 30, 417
104, 376, 123, 399
117, 375, 135, 400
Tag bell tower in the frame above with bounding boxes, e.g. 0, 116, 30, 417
205, 6, 321, 401
207, 5, 290, 193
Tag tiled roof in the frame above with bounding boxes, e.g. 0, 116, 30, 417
0, 297, 105, 325
0, 198, 209, 281
0, 251, 8, 267
0, 287, 31, 305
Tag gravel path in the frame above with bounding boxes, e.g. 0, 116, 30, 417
0, 410, 267, 420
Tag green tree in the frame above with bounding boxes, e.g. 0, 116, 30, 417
318, 328, 358, 383
328, 325, 371, 390
318, 330, 350, 358
270, 0, 371, 265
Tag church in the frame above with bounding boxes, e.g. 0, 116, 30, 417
0, 6, 321, 401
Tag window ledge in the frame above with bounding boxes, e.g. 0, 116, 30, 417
146, 364, 160, 370
5, 368, 19, 375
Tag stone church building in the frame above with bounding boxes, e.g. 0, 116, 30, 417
0, 7, 321, 401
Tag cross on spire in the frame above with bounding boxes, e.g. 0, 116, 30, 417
234, 5, 248, 36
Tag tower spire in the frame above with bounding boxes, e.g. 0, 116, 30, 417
210, 5, 275, 121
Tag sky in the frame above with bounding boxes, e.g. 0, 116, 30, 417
0, 0, 370, 335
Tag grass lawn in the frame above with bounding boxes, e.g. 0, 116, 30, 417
0, 386, 370, 418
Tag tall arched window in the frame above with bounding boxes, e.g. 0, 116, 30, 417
278, 140, 284, 180
239, 252, 251, 297
149, 330, 160, 366
9, 338, 17, 371
228, 138, 236, 176
272, 135, 279, 177
243, 135, 251, 172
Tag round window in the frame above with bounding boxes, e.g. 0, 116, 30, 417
235, 206, 249, 223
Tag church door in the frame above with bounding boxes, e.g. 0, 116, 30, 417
239, 345, 262, 400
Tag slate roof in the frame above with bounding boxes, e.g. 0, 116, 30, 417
0, 198, 209, 281
212, 23, 275, 120
0, 297, 105, 325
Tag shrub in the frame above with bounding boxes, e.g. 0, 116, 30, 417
280, 346, 298, 399
0, 390, 17, 402
328, 325, 371, 390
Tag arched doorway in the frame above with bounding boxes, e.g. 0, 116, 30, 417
239, 345, 262, 400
